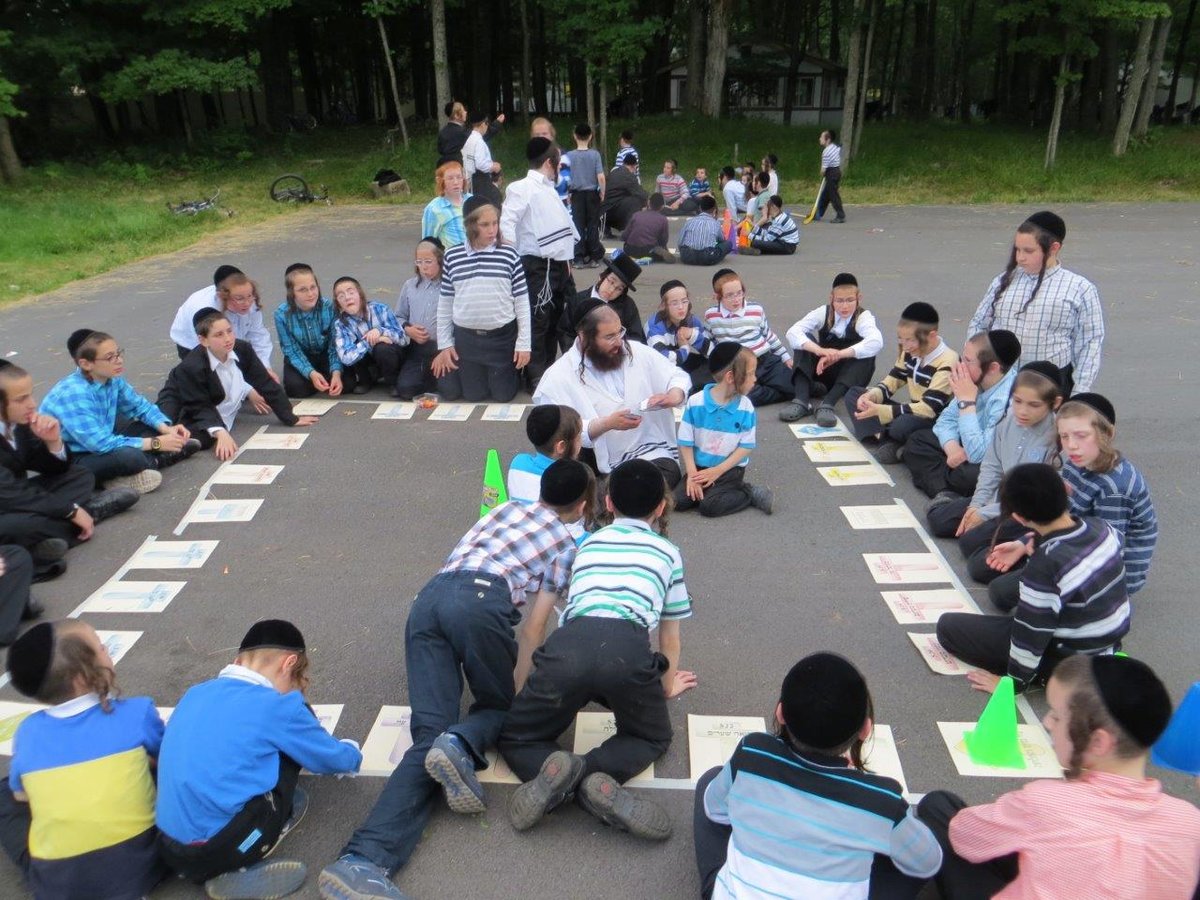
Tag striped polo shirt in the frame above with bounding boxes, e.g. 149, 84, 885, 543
703, 302, 790, 361
678, 385, 756, 469
438, 242, 531, 351
561, 518, 691, 629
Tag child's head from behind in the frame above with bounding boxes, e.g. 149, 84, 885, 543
235, 619, 310, 694
7, 620, 116, 709
714, 271, 747, 313
69, 330, 123, 381
648, 192, 665, 212
1057, 396, 1118, 472
1011, 362, 1065, 429
606, 459, 667, 523
719, 165, 736, 185
463, 196, 500, 249
999, 463, 1068, 527
619, 129, 633, 146
526, 404, 583, 459
539, 458, 595, 523
776, 652, 873, 767
332, 276, 368, 318
573, 123, 592, 142
709, 342, 756, 396
698, 195, 718, 217
896, 302, 939, 355
1046, 654, 1172, 778
658, 280, 691, 325
415, 237, 444, 281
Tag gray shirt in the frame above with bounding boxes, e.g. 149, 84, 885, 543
970, 411, 1059, 518
567, 148, 603, 191
395, 275, 440, 334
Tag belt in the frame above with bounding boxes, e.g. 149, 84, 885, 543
458, 321, 515, 337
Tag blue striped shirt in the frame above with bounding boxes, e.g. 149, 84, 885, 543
333, 301, 408, 366
646, 312, 711, 364
438, 243, 531, 351
1061, 457, 1157, 596
679, 213, 726, 251
274, 298, 341, 377
752, 210, 800, 245
41, 371, 169, 455
678, 385, 756, 469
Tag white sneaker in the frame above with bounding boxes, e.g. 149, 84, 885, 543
105, 469, 163, 495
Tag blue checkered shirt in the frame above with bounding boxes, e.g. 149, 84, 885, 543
40, 370, 169, 455
333, 301, 409, 366
679, 213, 725, 251
274, 299, 341, 377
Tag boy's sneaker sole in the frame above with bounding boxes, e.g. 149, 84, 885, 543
204, 860, 307, 900
318, 856, 410, 900
508, 751, 585, 831
424, 736, 487, 814
104, 469, 163, 494
577, 772, 672, 841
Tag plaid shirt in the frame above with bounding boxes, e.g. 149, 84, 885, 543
274, 299, 341, 377
333, 301, 408, 366
440, 501, 577, 605
968, 265, 1104, 391
421, 194, 471, 248
40, 370, 168, 455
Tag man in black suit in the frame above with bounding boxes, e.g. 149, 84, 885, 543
600, 153, 648, 237
157, 309, 317, 460
0, 361, 137, 583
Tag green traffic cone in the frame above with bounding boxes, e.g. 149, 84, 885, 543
479, 448, 508, 519
964, 676, 1026, 769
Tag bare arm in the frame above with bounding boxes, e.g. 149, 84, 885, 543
515, 589, 559, 692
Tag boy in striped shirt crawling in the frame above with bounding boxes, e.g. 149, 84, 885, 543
498, 459, 696, 840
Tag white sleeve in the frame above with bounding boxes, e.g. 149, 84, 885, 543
852, 310, 885, 359
785, 306, 826, 349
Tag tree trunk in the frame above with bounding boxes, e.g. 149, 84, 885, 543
924, 0, 939, 113
294, 19, 323, 119
0, 116, 21, 182
687, 0, 708, 111
1045, 53, 1069, 170
854, 0, 877, 154
1079, 44, 1099, 130
87, 95, 117, 142
1134, 14, 1172, 137
377, 15, 409, 147
1165, 0, 1198, 121
585, 64, 595, 126
431, 0, 451, 125
1100, 21, 1120, 133
830, 0, 842, 62
956, 0, 978, 121
841, 0, 865, 166
258, 13, 294, 132
1113, 17, 1155, 155
531, 5, 549, 114
886, 0, 910, 113
910, 0, 929, 117
517, 0, 533, 118
783, 0, 803, 125
702, 0, 732, 116
599, 77, 609, 162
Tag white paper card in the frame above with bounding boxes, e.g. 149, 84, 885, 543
95, 630, 142, 666
863, 724, 909, 796
360, 706, 413, 776
573, 712, 654, 782
241, 432, 309, 450
687, 715, 766, 781
210, 464, 283, 485
481, 404, 529, 422
841, 504, 918, 530
803, 440, 872, 463
478, 750, 521, 784
427, 403, 476, 422
882, 589, 975, 624
817, 464, 891, 486
863, 552, 953, 584
311, 704, 344, 735
789, 421, 850, 440
187, 499, 264, 524
937, 721, 1063, 779
291, 398, 337, 415
0, 701, 46, 755
126, 540, 218, 570
372, 402, 417, 420
78, 580, 186, 613
907, 632, 971, 675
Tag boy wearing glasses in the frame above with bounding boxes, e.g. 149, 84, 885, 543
702, 271, 794, 407
40, 329, 198, 495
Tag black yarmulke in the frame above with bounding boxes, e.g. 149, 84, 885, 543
6, 622, 55, 698
1068, 392, 1116, 426
574, 298, 608, 329
988, 329, 1022, 368
212, 265, 242, 287
526, 405, 563, 447
66, 329, 97, 359
240, 619, 306, 653
659, 280, 686, 298
526, 136, 554, 162
623, 153, 639, 167
781, 652, 869, 751
540, 458, 590, 506
1019, 360, 1063, 390
608, 458, 666, 519
900, 302, 939, 326
1000, 462, 1068, 523
832, 272, 858, 289
1025, 210, 1067, 243
708, 341, 743, 375
462, 195, 497, 220
1090, 655, 1173, 749
711, 268, 736, 289
193, 307, 222, 332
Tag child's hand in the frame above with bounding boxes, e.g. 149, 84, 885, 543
364, 328, 382, 347
956, 506, 984, 537
432, 348, 459, 378
405, 324, 430, 344
665, 669, 698, 698
966, 670, 1002, 694
944, 443, 969, 468
328, 371, 344, 397
514, 350, 530, 370
295, 416, 319, 426
854, 400, 881, 420
950, 362, 980, 402
247, 389, 273, 415
986, 536, 1034, 572
167, 423, 192, 441
310, 370, 331, 392
685, 476, 705, 502
214, 431, 238, 461
855, 391, 878, 414
692, 469, 720, 489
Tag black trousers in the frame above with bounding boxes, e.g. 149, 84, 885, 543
674, 466, 753, 518
439, 321, 519, 403
792, 350, 875, 407
161, 756, 300, 883
345, 343, 404, 393
0, 545, 32, 645
844, 387, 934, 444
750, 238, 797, 255
661, 198, 698, 217
916, 791, 1018, 900
498, 617, 672, 785
395, 341, 440, 400
0, 467, 94, 551
903, 429, 981, 498
521, 256, 575, 391
747, 353, 795, 407
601, 197, 644, 234
679, 244, 731, 266
936, 613, 1072, 679
282, 351, 355, 399
570, 190, 604, 262
818, 166, 845, 219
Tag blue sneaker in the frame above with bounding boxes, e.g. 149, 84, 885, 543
424, 733, 487, 814
204, 859, 306, 899
318, 855, 410, 900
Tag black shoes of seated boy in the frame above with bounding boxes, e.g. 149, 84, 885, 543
83, 486, 139, 523
871, 440, 905, 465
153, 437, 203, 469
424, 733, 487, 814
509, 751, 586, 831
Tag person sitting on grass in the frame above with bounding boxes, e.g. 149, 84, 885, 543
647, 280, 712, 393
746, 195, 799, 256
678, 196, 732, 267
557, 253, 645, 351
689, 167, 713, 201
621, 193, 675, 263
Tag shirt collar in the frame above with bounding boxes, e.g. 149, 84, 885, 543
612, 516, 654, 532
979, 366, 1017, 403
207, 348, 239, 371
717, 302, 744, 318
464, 240, 496, 257
218, 663, 275, 689
47, 692, 102, 718
702, 383, 739, 412
527, 169, 554, 187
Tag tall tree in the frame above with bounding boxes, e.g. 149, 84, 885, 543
1113, 15, 1156, 153
431, 0, 450, 124
1134, 13, 1172, 135
1165, 0, 1198, 119
841, 0, 866, 166
0, 32, 21, 182
687, 0, 708, 110
702, 0, 733, 116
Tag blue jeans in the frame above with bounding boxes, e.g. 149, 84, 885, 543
73, 445, 156, 483
342, 571, 521, 874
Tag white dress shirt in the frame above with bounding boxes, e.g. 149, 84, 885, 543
209, 349, 251, 433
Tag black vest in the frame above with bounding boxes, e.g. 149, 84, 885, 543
818, 308, 863, 351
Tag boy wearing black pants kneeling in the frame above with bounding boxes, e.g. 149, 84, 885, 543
498, 459, 697, 840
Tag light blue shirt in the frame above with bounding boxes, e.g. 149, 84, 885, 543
931, 366, 1016, 462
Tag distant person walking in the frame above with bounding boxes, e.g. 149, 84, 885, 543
816, 130, 846, 224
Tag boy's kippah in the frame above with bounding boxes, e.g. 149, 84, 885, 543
193, 308, 223, 332
540, 458, 590, 506
1068, 392, 1116, 426
900, 302, 938, 326
6, 622, 55, 698
624, 153, 639, 167
212, 264, 243, 287
240, 619, 306, 653
608, 458, 666, 519
832, 273, 858, 289
526, 405, 563, 447
1001, 462, 1067, 522
1025, 210, 1067, 243
708, 341, 742, 376
659, 280, 686, 298
526, 136, 553, 162
462, 195, 497, 220
1089, 655, 1172, 749
284, 262, 312, 277
66, 329, 97, 358
1019, 360, 1063, 389
711, 268, 736, 289
781, 652, 869, 751
987, 329, 1021, 368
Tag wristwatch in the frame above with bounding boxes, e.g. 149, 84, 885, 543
957, 400, 977, 410
65, 503, 80, 520
151, 437, 162, 451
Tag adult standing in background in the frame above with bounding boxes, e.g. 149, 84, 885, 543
421, 161, 472, 249
462, 109, 502, 206
530, 117, 571, 208
437, 100, 504, 165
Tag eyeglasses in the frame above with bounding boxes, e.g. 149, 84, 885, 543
97, 349, 125, 362
722, 289, 746, 300
599, 327, 627, 342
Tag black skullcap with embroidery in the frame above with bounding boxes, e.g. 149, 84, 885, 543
539, 458, 591, 506
1089, 655, 1173, 749
1069, 392, 1116, 426
780, 652, 870, 750
987, 329, 1022, 369
575, 298, 608, 329
1024, 210, 1067, 243
6, 622, 55, 698
526, 405, 563, 447
900, 302, 939, 326
707, 341, 743, 375
832, 272, 858, 289
67, 329, 97, 359
462, 195, 498, 220
608, 458, 666, 519
239, 619, 306, 653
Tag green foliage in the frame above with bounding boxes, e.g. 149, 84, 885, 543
542, 0, 664, 74
100, 51, 258, 101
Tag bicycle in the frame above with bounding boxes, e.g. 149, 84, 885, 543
269, 174, 332, 205
168, 190, 234, 217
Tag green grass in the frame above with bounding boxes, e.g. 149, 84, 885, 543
1, 117, 1197, 306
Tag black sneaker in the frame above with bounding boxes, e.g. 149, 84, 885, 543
508, 751, 585, 831
153, 438, 203, 469
814, 404, 839, 428
22, 597, 45, 620
31, 538, 68, 564
83, 487, 139, 523
576, 772, 672, 841
747, 485, 773, 515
